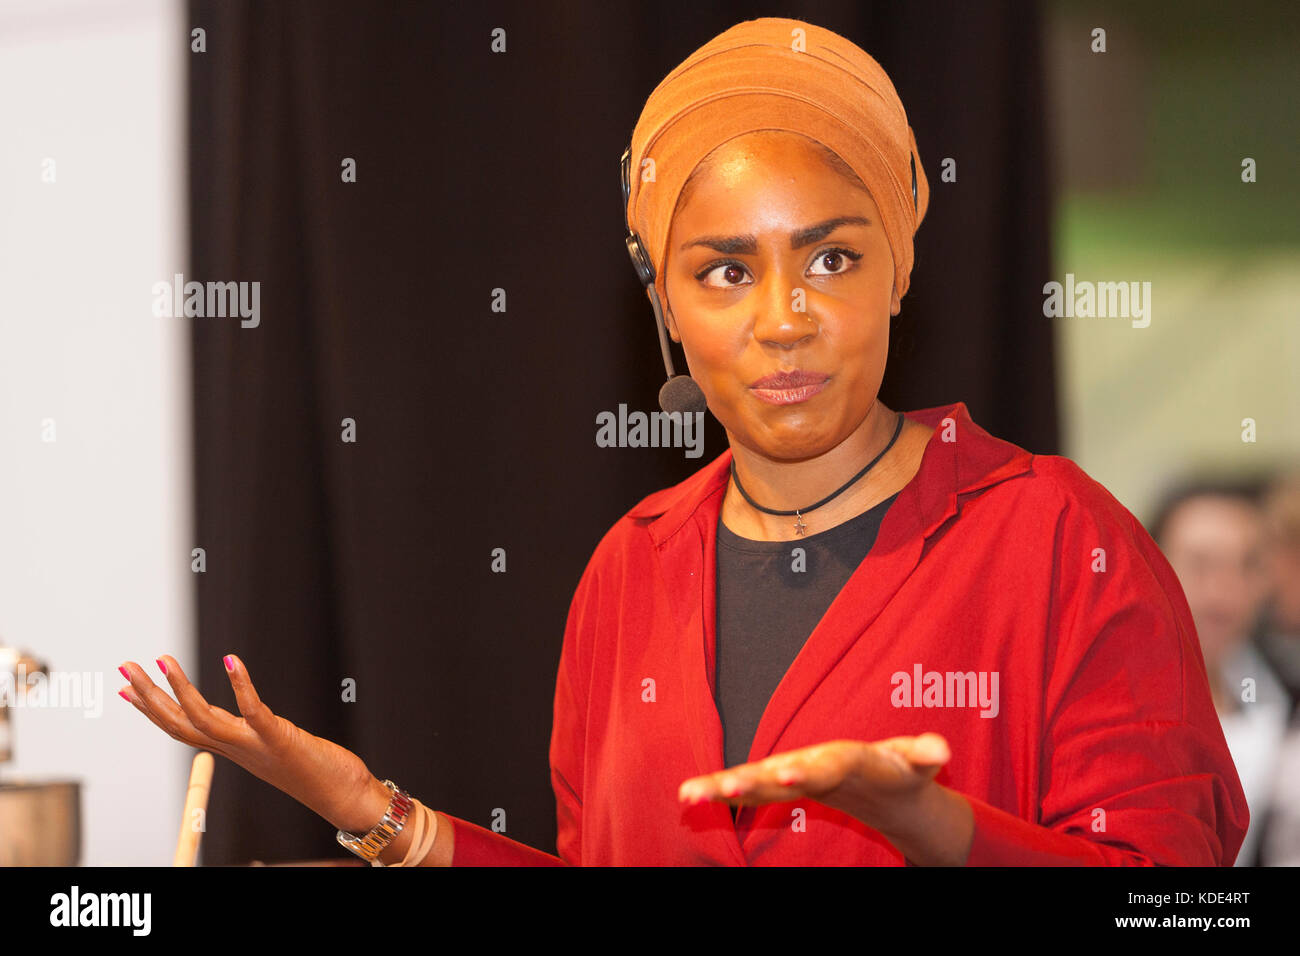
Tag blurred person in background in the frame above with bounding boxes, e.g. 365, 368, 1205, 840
1254, 471, 1300, 865
1150, 478, 1289, 865
1253, 472, 1300, 715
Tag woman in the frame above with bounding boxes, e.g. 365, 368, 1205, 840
119, 17, 1248, 866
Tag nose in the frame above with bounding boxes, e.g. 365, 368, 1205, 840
751, 267, 817, 349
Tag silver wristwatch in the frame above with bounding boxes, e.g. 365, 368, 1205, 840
336, 779, 413, 863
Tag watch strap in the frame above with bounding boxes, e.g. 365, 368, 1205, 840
336, 779, 413, 862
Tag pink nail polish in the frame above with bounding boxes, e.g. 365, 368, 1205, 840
118, 665, 129, 681
223, 655, 234, 672
119, 689, 131, 702
156, 658, 166, 675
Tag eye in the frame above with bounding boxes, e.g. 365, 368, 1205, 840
695, 260, 752, 289
808, 247, 863, 276
692, 246, 865, 288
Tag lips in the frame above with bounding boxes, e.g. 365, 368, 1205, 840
751, 369, 830, 389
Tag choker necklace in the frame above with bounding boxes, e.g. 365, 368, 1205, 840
729, 411, 905, 537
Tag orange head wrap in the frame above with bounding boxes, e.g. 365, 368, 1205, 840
626, 16, 930, 312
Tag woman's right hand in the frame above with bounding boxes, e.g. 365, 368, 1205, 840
118, 653, 380, 834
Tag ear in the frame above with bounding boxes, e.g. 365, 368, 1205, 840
890, 288, 901, 317
655, 288, 682, 342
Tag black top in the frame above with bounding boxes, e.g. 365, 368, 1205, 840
714, 491, 901, 775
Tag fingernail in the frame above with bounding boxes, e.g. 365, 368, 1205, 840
721, 779, 739, 797
778, 771, 799, 785
156, 658, 167, 675
118, 689, 132, 702
223, 655, 234, 672
118, 665, 129, 681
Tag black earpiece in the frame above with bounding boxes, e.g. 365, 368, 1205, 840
910, 152, 917, 212
621, 144, 708, 415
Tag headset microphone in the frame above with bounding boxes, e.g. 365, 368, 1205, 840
621, 145, 708, 416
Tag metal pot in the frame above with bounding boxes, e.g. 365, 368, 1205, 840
0, 780, 81, 866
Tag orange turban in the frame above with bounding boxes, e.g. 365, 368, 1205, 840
626, 16, 930, 309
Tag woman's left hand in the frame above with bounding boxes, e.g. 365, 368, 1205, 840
678, 732, 951, 837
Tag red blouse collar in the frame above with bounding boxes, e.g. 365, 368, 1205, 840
626, 401, 1035, 548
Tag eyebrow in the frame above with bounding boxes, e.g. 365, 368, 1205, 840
679, 216, 872, 254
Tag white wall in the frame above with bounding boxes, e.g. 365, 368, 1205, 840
0, 0, 192, 865
1056, 249, 1300, 523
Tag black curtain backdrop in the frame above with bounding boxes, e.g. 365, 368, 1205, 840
187, 0, 1057, 864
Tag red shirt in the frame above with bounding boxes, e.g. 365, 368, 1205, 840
442, 401, 1249, 865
